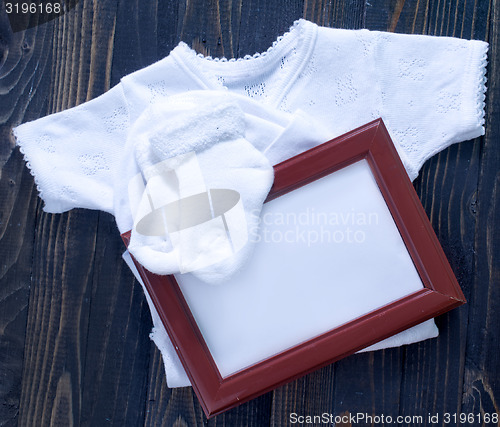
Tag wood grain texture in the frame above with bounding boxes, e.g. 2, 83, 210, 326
462, 0, 500, 418
0, 6, 55, 426
0, 0, 498, 425
303, 0, 366, 29
0, 150, 38, 426
79, 214, 151, 426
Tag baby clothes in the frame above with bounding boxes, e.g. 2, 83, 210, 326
125, 93, 275, 283
13, 19, 488, 387
14, 20, 488, 215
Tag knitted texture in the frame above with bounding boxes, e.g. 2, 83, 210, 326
126, 93, 274, 283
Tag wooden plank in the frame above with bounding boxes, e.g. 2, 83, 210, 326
330, 350, 404, 420
0, 6, 56, 425
0, 151, 38, 425
18, 209, 97, 426
0, 0, 156, 425
271, 365, 336, 426
146, 343, 275, 426
304, 0, 366, 29
461, 0, 500, 418
402, 0, 493, 418
236, 0, 304, 57
12, 2, 103, 424
401, 141, 481, 417
111, 0, 159, 81
364, 0, 429, 33
80, 214, 152, 426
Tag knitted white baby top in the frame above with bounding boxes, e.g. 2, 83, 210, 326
13, 19, 488, 387
14, 19, 488, 215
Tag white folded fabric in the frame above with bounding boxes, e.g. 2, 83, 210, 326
125, 95, 274, 283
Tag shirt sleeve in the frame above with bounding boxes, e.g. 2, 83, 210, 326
13, 83, 130, 214
373, 31, 488, 180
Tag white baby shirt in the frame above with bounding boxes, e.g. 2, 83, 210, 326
13, 19, 488, 388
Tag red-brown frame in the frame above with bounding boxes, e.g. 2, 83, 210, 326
122, 119, 465, 418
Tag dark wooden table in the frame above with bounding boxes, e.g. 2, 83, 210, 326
1, 1, 498, 426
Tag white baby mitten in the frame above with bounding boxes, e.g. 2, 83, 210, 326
126, 92, 274, 284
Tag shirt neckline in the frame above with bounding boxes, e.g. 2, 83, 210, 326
171, 19, 318, 108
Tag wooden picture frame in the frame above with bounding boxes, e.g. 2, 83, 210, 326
122, 119, 465, 418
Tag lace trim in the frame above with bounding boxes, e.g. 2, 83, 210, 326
173, 19, 316, 107
177, 19, 307, 63
12, 127, 47, 202
474, 42, 488, 132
